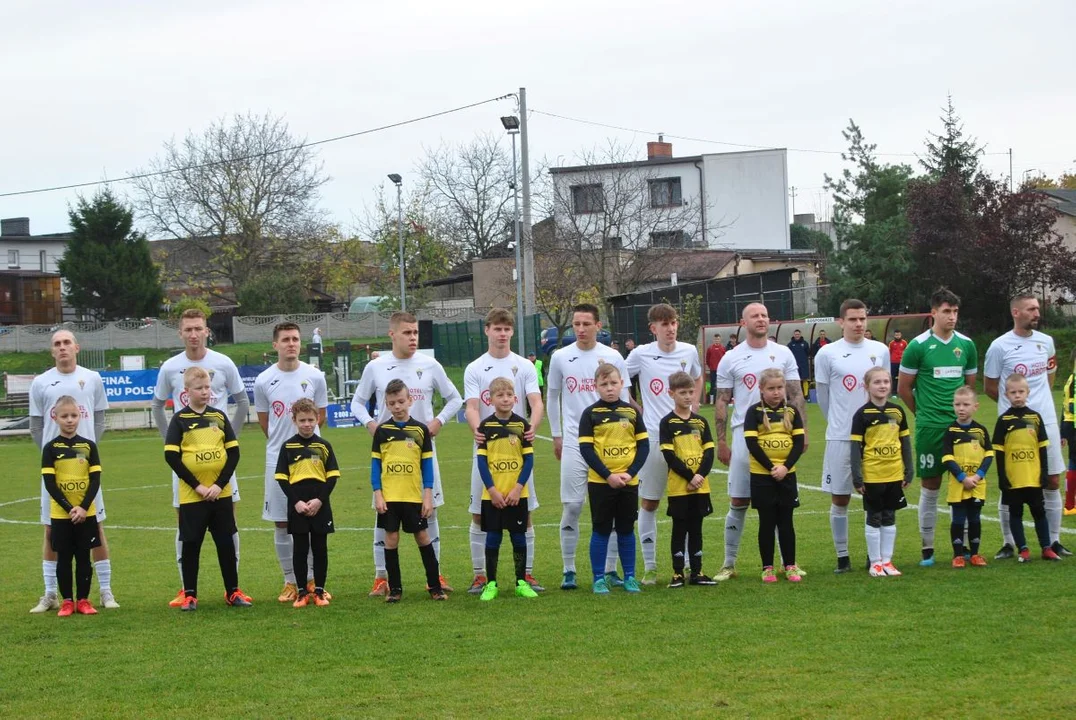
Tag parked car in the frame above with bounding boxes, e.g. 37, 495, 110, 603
539, 326, 613, 355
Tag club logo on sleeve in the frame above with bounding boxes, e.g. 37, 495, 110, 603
649, 378, 664, 396
566, 377, 579, 393
272, 400, 286, 417
1013, 363, 1028, 376
842, 374, 857, 392
743, 374, 757, 390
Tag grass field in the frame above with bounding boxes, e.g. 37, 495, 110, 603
2, 399, 1075, 718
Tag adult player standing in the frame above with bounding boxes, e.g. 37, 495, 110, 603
625, 303, 704, 584
983, 294, 1071, 558
153, 308, 250, 606
814, 299, 889, 573
463, 308, 544, 593
351, 311, 463, 595
28, 330, 116, 613
547, 303, 631, 590
254, 322, 329, 601
713, 302, 806, 581
897, 288, 978, 567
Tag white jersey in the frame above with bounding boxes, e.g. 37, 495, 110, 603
984, 330, 1058, 422
715, 340, 800, 430
626, 340, 703, 435
546, 342, 630, 442
154, 348, 243, 412
253, 362, 329, 455
464, 351, 540, 420
29, 365, 109, 447
814, 338, 889, 440
350, 352, 463, 426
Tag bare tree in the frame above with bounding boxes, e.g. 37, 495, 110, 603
132, 112, 329, 297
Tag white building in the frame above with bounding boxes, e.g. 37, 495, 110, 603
1, 217, 68, 274
549, 140, 790, 251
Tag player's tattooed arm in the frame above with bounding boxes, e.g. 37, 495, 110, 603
786, 380, 808, 449
714, 388, 732, 465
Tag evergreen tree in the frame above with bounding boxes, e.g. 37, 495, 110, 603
59, 188, 163, 320
920, 94, 982, 188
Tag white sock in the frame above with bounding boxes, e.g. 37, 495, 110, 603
639, 508, 658, 571
427, 511, 441, 562
865, 524, 881, 564
175, 531, 184, 587
830, 504, 849, 558
232, 532, 240, 573
998, 499, 1014, 546
1044, 489, 1063, 544
918, 487, 938, 550
307, 546, 314, 582
880, 525, 897, 563
274, 527, 296, 584
560, 502, 583, 573
469, 522, 486, 575
723, 505, 748, 567
605, 531, 620, 574
526, 526, 535, 575
373, 523, 387, 578
94, 559, 111, 592
43, 560, 58, 596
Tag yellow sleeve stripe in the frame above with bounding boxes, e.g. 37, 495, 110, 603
224, 440, 239, 449
326, 470, 341, 479
521, 447, 533, 455
659, 442, 674, 451
941, 454, 955, 464
899, 430, 910, 438
274, 473, 289, 481
850, 434, 863, 442
984, 448, 995, 456
791, 429, 805, 436
164, 444, 180, 452
476, 448, 488, 457
421, 451, 434, 459
992, 444, 1005, 451
1039, 441, 1049, 448
41, 468, 55, 475
634, 432, 648, 441
701, 441, 715, 450
579, 436, 594, 444
88, 465, 102, 473
743, 430, 759, 438
371, 451, 382, 460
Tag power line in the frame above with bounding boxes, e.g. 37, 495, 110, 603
0, 93, 515, 199
531, 108, 1010, 159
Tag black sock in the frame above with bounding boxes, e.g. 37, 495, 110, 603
419, 542, 441, 591
671, 518, 687, 574
385, 548, 401, 591
312, 533, 328, 589
211, 527, 238, 594
57, 548, 74, 600
510, 531, 527, 582
968, 514, 981, 555
688, 518, 704, 574
182, 537, 203, 597
485, 546, 499, 584
292, 532, 309, 592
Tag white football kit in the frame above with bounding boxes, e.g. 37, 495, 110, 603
254, 362, 329, 521
715, 341, 800, 498
626, 341, 703, 501
464, 351, 541, 513
815, 338, 889, 495
29, 366, 109, 524
155, 349, 246, 506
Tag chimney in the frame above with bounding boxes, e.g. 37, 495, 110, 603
647, 134, 672, 161
1, 217, 30, 236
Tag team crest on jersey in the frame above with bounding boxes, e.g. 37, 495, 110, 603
301, 381, 309, 391
509, 436, 517, 445
953, 347, 963, 359
679, 360, 687, 370
416, 369, 423, 379
511, 365, 518, 376
406, 438, 415, 448
78, 380, 85, 390
620, 419, 630, 428
869, 356, 876, 363
769, 355, 775, 362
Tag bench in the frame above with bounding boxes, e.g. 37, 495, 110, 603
0, 392, 29, 414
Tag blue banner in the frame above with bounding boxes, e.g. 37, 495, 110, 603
237, 365, 271, 402
326, 403, 356, 428
100, 369, 158, 403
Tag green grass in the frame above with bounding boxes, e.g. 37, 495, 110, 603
2, 400, 1075, 718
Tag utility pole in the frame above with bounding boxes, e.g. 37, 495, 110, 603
790, 185, 797, 216
1009, 148, 1013, 193
519, 87, 536, 319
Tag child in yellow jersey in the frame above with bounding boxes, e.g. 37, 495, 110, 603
1060, 348, 1076, 513
743, 368, 805, 583
41, 395, 102, 617
275, 398, 340, 608
475, 378, 538, 601
371, 379, 445, 602
578, 363, 649, 594
941, 386, 993, 568
992, 374, 1057, 562
659, 371, 717, 588
164, 367, 248, 611
850, 367, 912, 577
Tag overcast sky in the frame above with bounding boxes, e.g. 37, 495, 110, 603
2, 0, 1073, 236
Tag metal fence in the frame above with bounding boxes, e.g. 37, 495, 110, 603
231, 309, 489, 345
432, 313, 543, 367
0, 319, 185, 353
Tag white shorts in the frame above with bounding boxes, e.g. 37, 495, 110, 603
172, 472, 240, 509
638, 439, 669, 502
468, 451, 539, 514
727, 427, 751, 500
822, 440, 854, 496
559, 442, 590, 505
41, 482, 105, 525
1046, 423, 1064, 476
367, 443, 447, 513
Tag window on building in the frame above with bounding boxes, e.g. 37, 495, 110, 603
602, 236, 622, 251
649, 177, 683, 208
40, 250, 47, 272
7, 249, 18, 268
649, 230, 689, 249
571, 184, 604, 214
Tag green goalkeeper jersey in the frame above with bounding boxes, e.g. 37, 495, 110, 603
898, 328, 978, 427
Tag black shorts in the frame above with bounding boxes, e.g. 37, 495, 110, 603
480, 499, 529, 533
1001, 486, 1045, 513
288, 501, 335, 535
588, 482, 638, 536
50, 517, 101, 553
862, 481, 907, 514
178, 500, 237, 543
750, 473, 800, 509
377, 501, 427, 534
666, 493, 713, 520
